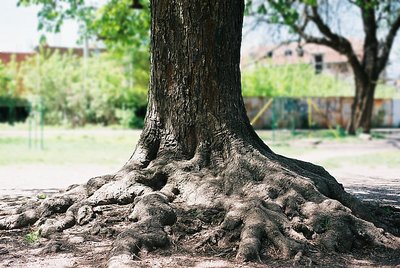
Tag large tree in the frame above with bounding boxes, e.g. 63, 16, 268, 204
247, 0, 400, 134
1, 1, 399, 266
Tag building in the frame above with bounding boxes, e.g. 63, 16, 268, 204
0, 45, 104, 66
34, 45, 105, 57
0, 52, 35, 65
242, 40, 364, 78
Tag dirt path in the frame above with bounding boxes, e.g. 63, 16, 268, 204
285, 138, 400, 208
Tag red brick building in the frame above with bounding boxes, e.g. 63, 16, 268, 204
0, 52, 35, 65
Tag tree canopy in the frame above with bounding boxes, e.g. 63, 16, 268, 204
17, 0, 150, 50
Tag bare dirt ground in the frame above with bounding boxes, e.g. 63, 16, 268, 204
0, 135, 399, 267
288, 137, 400, 209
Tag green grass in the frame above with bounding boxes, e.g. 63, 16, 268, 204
25, 230, 40, 243
0, 126, 139, 166
0, 124, 395, 168
321, 150, 400, 169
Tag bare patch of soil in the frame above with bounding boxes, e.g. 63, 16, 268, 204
0, 194, 399, 267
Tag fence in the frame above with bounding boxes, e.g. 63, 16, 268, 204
245, 97, 400, 129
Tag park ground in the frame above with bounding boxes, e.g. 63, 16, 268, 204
0, 125, 399, 267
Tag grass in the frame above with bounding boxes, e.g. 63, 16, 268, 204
25, 230, 40, 243
0, 124, 140, 166
321, 150, 400, 169
0, 126, 312, 166
0, 123, 397, 170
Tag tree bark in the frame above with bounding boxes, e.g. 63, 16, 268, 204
347, 74, 377, 134
127, 0, 267, 168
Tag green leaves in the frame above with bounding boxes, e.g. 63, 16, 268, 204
18, 0, 95, 34
241, 64, 353, 98
303, 0, 316, 6
257, 4, 267, 15
17, 0, 150, 51
25, 230, 40, 243
91, 0, 150, 50
19, 49, 148, 127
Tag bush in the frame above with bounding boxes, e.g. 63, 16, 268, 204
19, 48, 148, 127
241, 63, 400, 98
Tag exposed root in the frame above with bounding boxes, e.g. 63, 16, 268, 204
0, 141, 399, 267
109, 192, 176, 266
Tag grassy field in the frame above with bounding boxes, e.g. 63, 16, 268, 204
320, 150, 400, 169
0, 123, 398, 170
0, 124, 139, 166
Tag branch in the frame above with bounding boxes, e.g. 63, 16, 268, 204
377, 13, 400, 72
308, 6, 354, 54
266, 1, 366, 79
361, 3, 378, 43
360, 1, 378, 70
306, 4, 366, 79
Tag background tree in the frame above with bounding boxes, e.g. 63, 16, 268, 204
20, 49, 147, 127
247, 0, 400, 134
0, 57, 26, 124
1, 1, 399, 267
17, 0, 151, 127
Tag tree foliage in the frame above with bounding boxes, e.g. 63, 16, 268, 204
19, 49, 147, 127
17, 0, 150, 49
242, 64, 350, 97
242, 63, 400, 98
15, 0, 151, 127
0, 58, 21, 99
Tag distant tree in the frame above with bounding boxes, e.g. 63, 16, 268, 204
17, 0, 151, 127
17, 0, 150, 51
247, 0, 400, 134
20, 50, 147, 126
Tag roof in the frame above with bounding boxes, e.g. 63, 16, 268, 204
242, 39, 364, 67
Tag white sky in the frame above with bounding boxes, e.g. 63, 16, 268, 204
0, 0, 80, 52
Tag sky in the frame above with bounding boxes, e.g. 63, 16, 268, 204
0, 0, 80, 52
0, 0, 398, 79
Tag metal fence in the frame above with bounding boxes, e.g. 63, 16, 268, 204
245, 97, 400, 129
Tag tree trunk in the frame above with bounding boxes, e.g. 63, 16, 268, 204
126, 0, 266, 169
347, 75, 377, 134
1, 1, 399, 266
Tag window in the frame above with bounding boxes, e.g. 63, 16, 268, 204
267, 51, 273, 58
296, 46, 304, 57
284, 49, 292, 56
314, 54, 323, 74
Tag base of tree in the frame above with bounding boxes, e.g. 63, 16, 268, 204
1, 142, 399, 267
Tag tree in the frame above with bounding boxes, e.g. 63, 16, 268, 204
247, 0, 400, 134
19, 49, 147, 126
1, 1, 399, 266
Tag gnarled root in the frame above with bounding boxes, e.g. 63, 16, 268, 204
0, 144, 399, 267
109, 192, 176, 267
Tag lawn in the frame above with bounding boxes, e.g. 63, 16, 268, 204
0, 124, 396, 167
0, 123, 398, 194
0, 125, 139, 166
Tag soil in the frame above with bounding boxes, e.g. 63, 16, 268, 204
0, 137, 399, 267
0, 195, 399, 268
